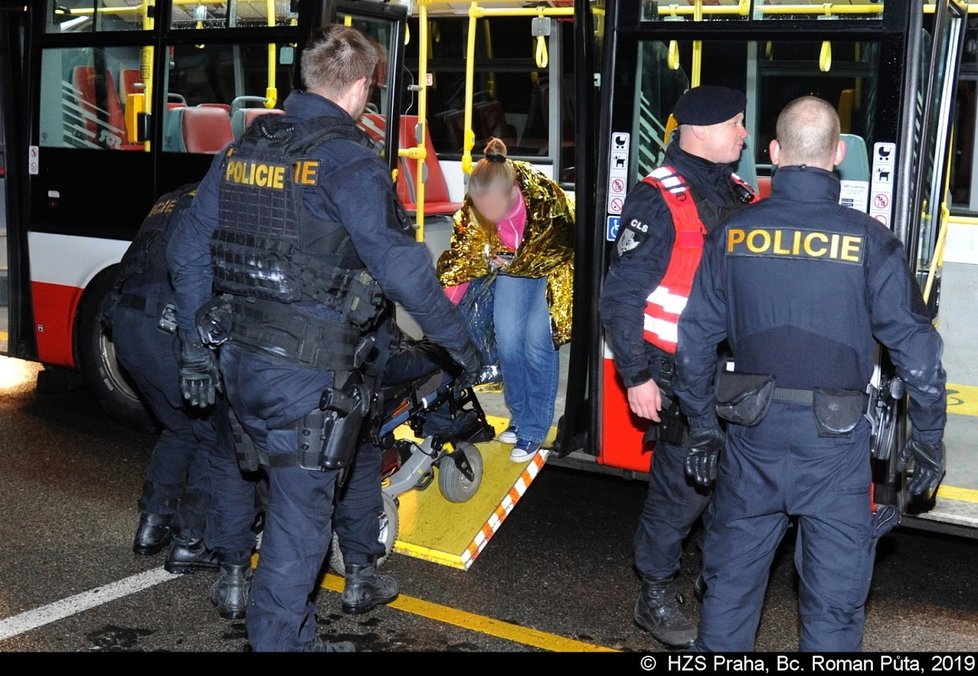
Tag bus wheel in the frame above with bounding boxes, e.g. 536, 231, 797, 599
77, 267, 157, 433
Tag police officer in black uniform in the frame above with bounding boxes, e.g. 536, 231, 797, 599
167, 25, 481, 653
109, 184, 257, 619
675, 97, 946, 651
600, 86, 752, 648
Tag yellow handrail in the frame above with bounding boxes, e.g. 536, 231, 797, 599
266, 0, 278, 108
462, 4, 479, 176
140, 0, 154, 151
657, 2, 883, 18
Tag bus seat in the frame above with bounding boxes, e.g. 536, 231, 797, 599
163, 106, 187, 152
397, 114, 461, 217
756, 176, 773, 200
474, 100, 517, 149
119, 68, 141, 98
182, 106, 233, 154
199, 102, 232, 114
838, 133, 870, 182
231, 107, 284, 138
71, 65, 129, 149
357, 112, 387, 146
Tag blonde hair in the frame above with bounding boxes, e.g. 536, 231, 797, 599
468, 138, 516, 196
301, 25, 378, 99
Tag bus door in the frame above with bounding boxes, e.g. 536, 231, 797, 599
328, 0, 407, 176
0, 3, 29, 360
587, 1, 922, 476
895, 0, 976, 535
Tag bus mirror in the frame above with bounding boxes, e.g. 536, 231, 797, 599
280, 46, 295, 66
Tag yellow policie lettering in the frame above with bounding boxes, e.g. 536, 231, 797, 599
294, 160, 319, 186
224, 159, 287, 189
147, 198, 177, 217
726, 228, 864, 264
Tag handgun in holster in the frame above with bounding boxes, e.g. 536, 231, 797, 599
642, 360, 687, 448
297, 370, 373, 473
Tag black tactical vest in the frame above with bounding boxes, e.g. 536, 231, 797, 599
116, 183, 198, 294
211, 114, 372, 310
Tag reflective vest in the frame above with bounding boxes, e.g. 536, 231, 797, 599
641, 166, 754, 354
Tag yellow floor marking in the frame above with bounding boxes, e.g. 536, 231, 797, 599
319, 573, 618, 652
946, 383, 978, 417
937, 484, 978, 504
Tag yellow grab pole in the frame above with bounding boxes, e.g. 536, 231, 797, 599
415, 2, 431, 242
266, 0, 277, 107
141, 0, 154, 151
462, 3, 479, 176
691, 1, 702, 88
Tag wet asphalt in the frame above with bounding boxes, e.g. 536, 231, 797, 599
0, 361, 976, 654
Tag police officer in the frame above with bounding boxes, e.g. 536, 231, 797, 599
600, 86, 753, 648
110, 184, 257, 619
675, 97, 946, 651
167, 25, 481, 653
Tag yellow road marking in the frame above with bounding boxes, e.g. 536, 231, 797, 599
937, 484, 978, 504
319, 573, 618, 652
947, 383, 978, 417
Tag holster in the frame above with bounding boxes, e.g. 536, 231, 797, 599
196, 294, 233, 347
812, 388, 867, 437
642, 359, 686, 447
715, 371, 776, 426
297, 371, 372, 472
228, 406, 260, 473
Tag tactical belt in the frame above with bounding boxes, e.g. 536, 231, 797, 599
227, 296, 360, 371
119, 291, 169, 318
772, 387, 815, 406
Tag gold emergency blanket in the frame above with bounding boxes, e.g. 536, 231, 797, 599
436, 162, 575, 345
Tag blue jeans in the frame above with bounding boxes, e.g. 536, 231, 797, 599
493, 274, 559, 445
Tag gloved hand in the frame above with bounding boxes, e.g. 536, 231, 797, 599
179, 341, 221, 408
684, 423, 725, 486
897, 438, 946, 498
446, 339, 484, 388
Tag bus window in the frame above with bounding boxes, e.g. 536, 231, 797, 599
405, 15, 573, 178
640, 0, 886, 22
161, 43, 294, 154
629, 39, 878, 183
46, 0, 151, 33
339, 13, 393, 145
169, 1, 296, 30
39, 46, 147, 151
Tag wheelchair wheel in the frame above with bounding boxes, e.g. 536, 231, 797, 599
438, 441, 483, 503
329, 492, 399, 575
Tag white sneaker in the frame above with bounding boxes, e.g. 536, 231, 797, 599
496, 426, 518, 444
509, 440, 541, 463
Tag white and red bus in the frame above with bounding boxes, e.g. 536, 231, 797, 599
1, 0, 976, 536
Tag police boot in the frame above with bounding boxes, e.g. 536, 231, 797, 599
341, 563, 400, 615
304, 637, 356, 652
132, 513, 173, 556
209, 562, 252, 620
634, 578, 697, 648
164, 538, 219, 574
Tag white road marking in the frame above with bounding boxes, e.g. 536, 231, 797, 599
0, 567, 175, 642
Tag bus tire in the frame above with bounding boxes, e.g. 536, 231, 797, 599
77, 267, 158, 433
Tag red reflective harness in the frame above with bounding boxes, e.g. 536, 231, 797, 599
641, 166, 754, 354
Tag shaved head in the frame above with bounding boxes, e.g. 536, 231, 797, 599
774, 96, 841, 168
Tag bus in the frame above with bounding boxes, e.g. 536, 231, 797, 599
1, 0, 976, 541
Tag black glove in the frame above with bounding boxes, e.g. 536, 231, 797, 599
179, 341, 221, 408
897, 438, 946, 498
684, 424, 724, 486
446, 339, 484, 387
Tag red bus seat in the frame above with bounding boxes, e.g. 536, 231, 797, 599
358, 112, 387, 146
397, 115, 461, 217
119, 68, 141, 98
231, 107, 284, 138
199, 102, 232, 114
71, 66, 136, 149
182, 106, 233, 154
